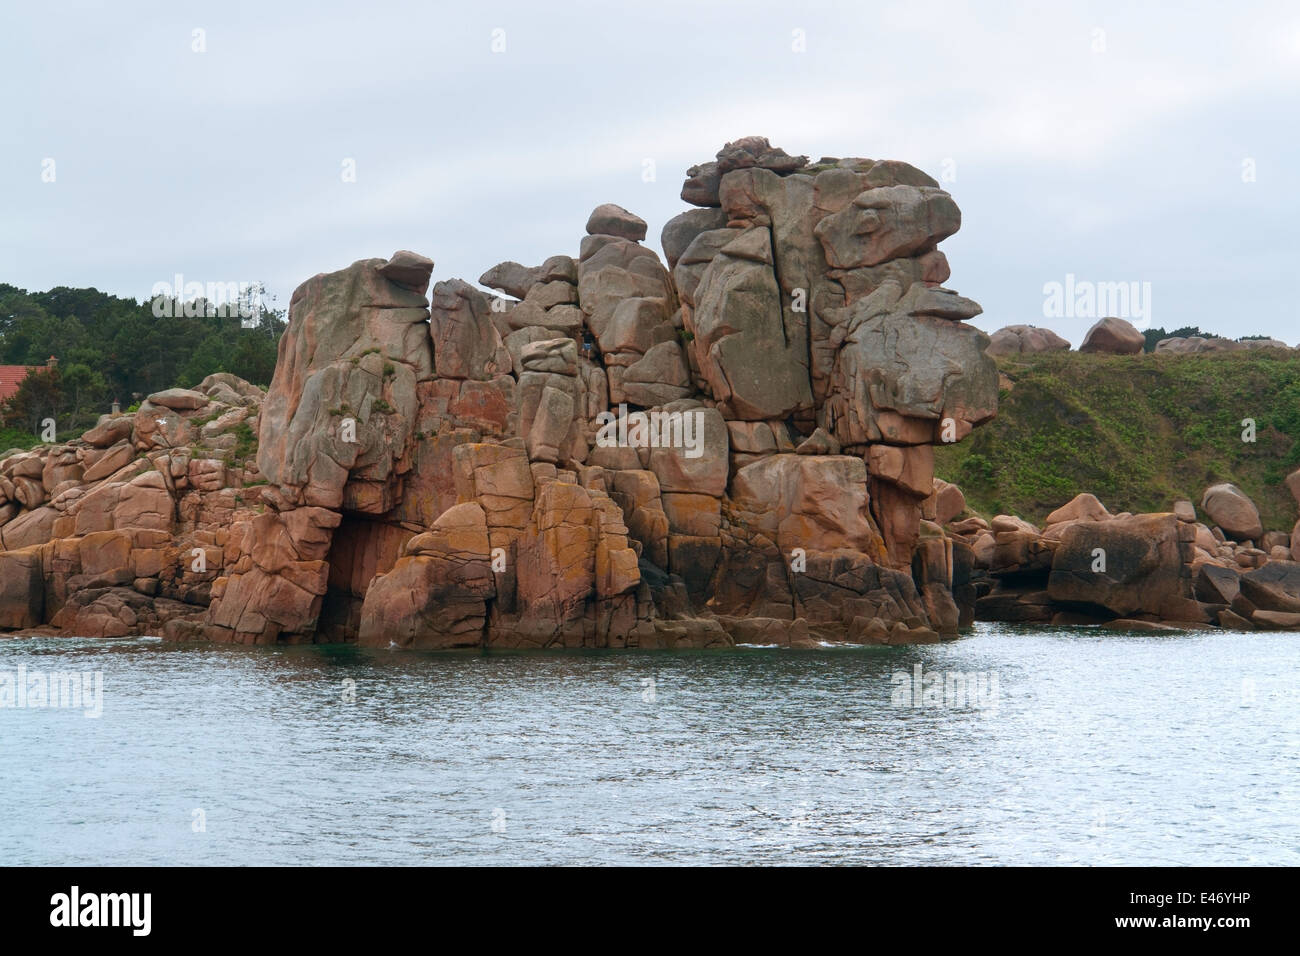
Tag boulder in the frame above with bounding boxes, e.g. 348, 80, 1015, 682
661, 207, 729, 270
479, 261, 541, 299
830, 281, 996, 446
1200, 483, 1263, 542
82, 441, 135, 483
622, 342, 692, 407
147, 388, 209, 411
1079, 317, 1144, 355
1239, 562, 1300, 614
585, 203, 647, 242
1047, 513, 1188, 617
1045, 493, 1111, 526
714, 136, 808, 175
986, 324, 1071, 357
1284, 469, 1300, 508
1194, 563, 1240, 605
430, 279, 511, 380
681, 162, 722, 207
645, 403, 729, 497
814, 184, 961, 269
377, 249, 434, 295
81, 416, 134, 448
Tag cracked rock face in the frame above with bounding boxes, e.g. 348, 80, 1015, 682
0, 139, 1002, 649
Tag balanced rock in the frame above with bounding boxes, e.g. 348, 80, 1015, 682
1079, 317, 1144, 355
1200, 483, 1263, 542
585, 204, 647, 242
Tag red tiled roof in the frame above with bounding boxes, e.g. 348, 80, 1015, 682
0, 366, 40, 402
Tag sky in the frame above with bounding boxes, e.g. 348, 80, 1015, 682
2, 0, 1299, 346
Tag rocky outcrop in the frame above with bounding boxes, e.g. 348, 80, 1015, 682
0, 373, 269, 639
0, 138, 1021, 646
940, 481, 1300, 631
12, 136, 1300, 643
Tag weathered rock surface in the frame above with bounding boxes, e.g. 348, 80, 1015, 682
986, 324, 1071, 357
1079, 317, 1145, 355
1156, 336, 1293, 354
24, 137, 1296, 645
1200, 483, 1263, 542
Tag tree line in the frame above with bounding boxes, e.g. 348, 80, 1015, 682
0, 283, 285, 445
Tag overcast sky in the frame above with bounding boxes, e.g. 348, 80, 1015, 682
3, 0, 1298, 345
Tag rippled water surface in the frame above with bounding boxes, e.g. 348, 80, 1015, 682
2, 623, 1297, 865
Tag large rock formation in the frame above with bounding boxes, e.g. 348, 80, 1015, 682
2, 138, 1004, 647
9, 142, 1300, 639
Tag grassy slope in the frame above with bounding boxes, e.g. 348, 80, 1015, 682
933, 350, 1300, 532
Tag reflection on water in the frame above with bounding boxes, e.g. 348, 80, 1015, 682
1, 624, 1297, 865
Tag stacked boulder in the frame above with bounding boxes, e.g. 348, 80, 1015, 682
2, 138, 1006, 647
9, 139, 1300, 643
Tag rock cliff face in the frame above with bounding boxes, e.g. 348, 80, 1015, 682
0, 138, 1001, 648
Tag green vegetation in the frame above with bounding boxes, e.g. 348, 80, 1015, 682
224, 421, 258, 468
0, 425, 39, 451
935, 350, 1300, 530
0, 283, 285, 436
189, 410, 222, 429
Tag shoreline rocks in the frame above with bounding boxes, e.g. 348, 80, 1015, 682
6, 138, 1300, 645
949, 486, 1300, 632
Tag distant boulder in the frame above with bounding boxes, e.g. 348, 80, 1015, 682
1079, 317, 1144, 355
986, 324, 1071, 357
